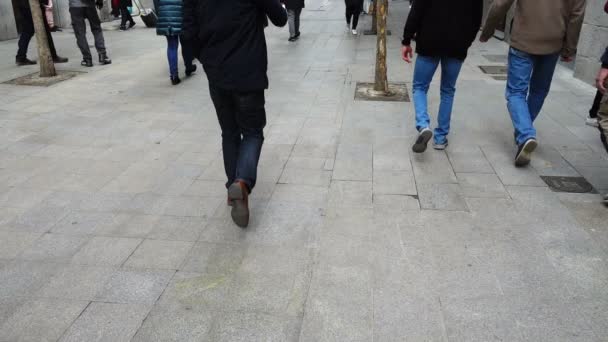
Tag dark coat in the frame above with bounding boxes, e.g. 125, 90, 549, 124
602, 47, 608, 68
154, 0, 184, 36
402, 0, 483, 60
283, 0, 304, 10
119, 0, 132, 7
183, 0, 288, 91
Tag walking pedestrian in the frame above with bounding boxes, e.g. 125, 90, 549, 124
44, 0, 62, 32
13, 0, 68, 66
345, 0, 363, 35
183, 0, 287, 228
119, 0, 136, 30
480, 0, 586, 167
155, 0, 196, 85
402, 0, 483, 153
282, 0, 304, 42
69, 0, 112, 67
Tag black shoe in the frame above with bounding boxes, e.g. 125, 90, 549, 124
53, 56, 69, 63
119, 26, 127, 31
171, 76, 181, 85
99, 53, 112, 65
50, 27, 62, 32
81, 59, 93, 67
412, 128, 433, 153
185, 64, 197, 76
129, 21, 136, 29
228, 181, 250, 228
16, 57, 37, 66
288, 36, 297, 42
515, 138, 538, 167
295, 32, 301, 38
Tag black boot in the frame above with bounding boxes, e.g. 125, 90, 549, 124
81, 59, 93, 67
171, 75, 181, 85
53, 56, 69, 63
185, 64, 197, 76
16, 57, 37, 66
99, 53, 112, 65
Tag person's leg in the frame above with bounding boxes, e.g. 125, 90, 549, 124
234, 90, 266, 192
295, 8, 301, 35
589, 90, 603, 119
166, 35, 178, 77
345, 5, 352, 27
16, 7, 35, 60
506, 47, 536, 146
86, 7, 107, 56
352, 8, 361, 30
434, 57, 464, 145
41, 9, 58, 58
210, 86, 241, 189
287, 9, 296, 38
179, 35, 194, 70
598, 86, 608, 154
527, 52, 559, 122
412, 55, 440, 131
70, 7, 92, 61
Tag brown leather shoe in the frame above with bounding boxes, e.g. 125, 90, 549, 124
227, 180, 249, 228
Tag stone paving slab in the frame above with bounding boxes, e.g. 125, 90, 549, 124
0, 0, 607, 340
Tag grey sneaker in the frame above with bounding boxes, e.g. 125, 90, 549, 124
433, 140, 449, 150
585, 116, 599, 128
515, 138, 538, 167
412, 128, 433, 153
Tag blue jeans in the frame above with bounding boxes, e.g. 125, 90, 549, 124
412, 55, 463, 144
506, 47, 559, 145
209, 86, 266, 192
166, 35, 194, 78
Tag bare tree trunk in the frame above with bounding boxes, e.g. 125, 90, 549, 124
28, 0, 56, 77
370, 0, 378, 35
373, 0, 388, 93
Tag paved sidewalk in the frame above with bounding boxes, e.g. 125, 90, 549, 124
1, 0, 608, 340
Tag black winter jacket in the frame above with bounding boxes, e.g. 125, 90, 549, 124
402, 0, 483, 60
183, 0, 287, 91
602, 47, 608, 68
283, 0, 304, 10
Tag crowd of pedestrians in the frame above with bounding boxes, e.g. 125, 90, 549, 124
11, 0, 608, 226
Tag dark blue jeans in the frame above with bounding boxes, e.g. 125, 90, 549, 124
16, 5, 57, 59
209, 86, 266, 192
506, 47, 559, 145
166, 35, 194, 77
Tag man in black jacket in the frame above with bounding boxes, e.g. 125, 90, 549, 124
401, 0, 482, 153
183, 0, 287, 228
14, 0, 68, 65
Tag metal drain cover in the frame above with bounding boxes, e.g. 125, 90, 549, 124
483, 54, 508, 63
541, 176, 595, 193
492, 75, 508, 81
479, 65, 508, 75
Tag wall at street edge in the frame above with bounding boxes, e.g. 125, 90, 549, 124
574, 0, 608, 86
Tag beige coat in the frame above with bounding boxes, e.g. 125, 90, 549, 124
481, 0, 586, 57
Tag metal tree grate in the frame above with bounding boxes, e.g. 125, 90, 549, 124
541, 176, 595, 193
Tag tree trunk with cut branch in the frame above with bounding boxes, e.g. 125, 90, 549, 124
28, 0, 56, 77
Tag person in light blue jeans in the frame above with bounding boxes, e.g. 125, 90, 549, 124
401, 0, 483, 153
412, 56, 463, 150
506, 48, 559, 148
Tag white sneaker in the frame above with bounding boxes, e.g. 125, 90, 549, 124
352, 29, 358, 35
585, 116, 599, 127
412, 128, 433, 153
